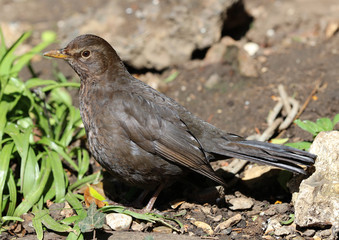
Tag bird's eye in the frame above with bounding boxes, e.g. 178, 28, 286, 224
81, 50, 91, 58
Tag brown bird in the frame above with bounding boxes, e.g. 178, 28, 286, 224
44, 34, 315, 211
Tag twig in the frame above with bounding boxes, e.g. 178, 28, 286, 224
276, 79, 323, 138
295, 78, 323, 120
278, 84, 291, 114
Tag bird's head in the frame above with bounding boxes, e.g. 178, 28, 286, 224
44, 34, 123, 79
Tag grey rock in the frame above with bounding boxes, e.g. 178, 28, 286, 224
59, 0, 240, 70
293, 131, 339, 236
275, 203, 290, 214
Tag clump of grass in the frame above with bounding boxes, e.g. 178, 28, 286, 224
0, 30, 101, 239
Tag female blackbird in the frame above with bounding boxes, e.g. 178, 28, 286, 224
44, 34, 315, 211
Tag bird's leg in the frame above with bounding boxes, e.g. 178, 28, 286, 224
132, 189, 150, 208
143, 183, 164, 212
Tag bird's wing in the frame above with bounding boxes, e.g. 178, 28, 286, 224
113, 91, 225, 186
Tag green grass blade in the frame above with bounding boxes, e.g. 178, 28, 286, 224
38, 137, 79, 171
25, 78, 58, 89
14, 158, 51, 217
77, 149, 89, 180
42, 82, 80, 92
34, 208, 72, 232
69, 172, 101, 191
11, 31, 56, 74
0, 31, 31, 76
46, 149, 66, 202
32, 206, 44, 240
0, 142, 14, 218
5, 170, 17, 216
65, 192, 86, 219
0, 101, 10, 144
0, 28, 7, 59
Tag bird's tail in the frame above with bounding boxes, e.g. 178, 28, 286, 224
212, 136, 316, 174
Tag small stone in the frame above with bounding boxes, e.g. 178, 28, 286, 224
106, 213, 132, 231
302, 229, 315, 237
243, 42, 259, 56
228, 197, 254, 210
265, 218, 295, 236
192, 221, 213, 235
238, 49, 259, 78
212, 215, 223, 222
153, 226, 172, 233
275, 203, 290, 214
214, 213, 242, 232
204, 73, 220, 89
60, 201, 74, 218
200, 206, 211, 215
264, 206, 277, 216
131, 221, 146, 231
21, 213, 35, 233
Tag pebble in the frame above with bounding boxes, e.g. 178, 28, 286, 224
131, 221, 145, 231
153, 226, 172, 233
204, 73, 220, 89
214, 213, 242, 232
243, 42, 259, 56
192, 221, 213, 235
106, 213, 132, 231
228, 197, 254, 210
302, 229, 315, 237
275, 203, 290, 214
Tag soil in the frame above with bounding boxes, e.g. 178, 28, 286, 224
0, 0, 338, 239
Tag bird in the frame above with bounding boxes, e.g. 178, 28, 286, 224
44, 34, 316, 211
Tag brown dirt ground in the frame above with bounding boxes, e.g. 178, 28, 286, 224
0, 0, 338, 239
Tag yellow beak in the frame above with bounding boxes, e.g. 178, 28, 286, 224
43, 49, 69, 59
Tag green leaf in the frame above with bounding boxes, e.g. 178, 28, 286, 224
65, 192, 87, 219
32, 207, 44, 240
69, 172, 101, 191
0, 142, 14, 218
1, 216, 23, 222
285, 141, 312, 151
38, 137, 79, 171
11, 31, 56, 74
333, 114, 339, 127
280, 214, 295, 225
270, 138, 289, 145
25, 78, 58, 89
42, 82, 80, 92
77, 149, 89, 180
78, 202, 105, 233
33, 208, 72, 233
5, 170, 17, 216
46, 149, 66, 202
0, 28, 7, 59
294, 119, 318, 136
50, 87, 73, 106
0, 101, 10, 143
316, 118, 333, 131
14, 158, 51, 217
163, 71, 179, 83
0, 31, 31, 76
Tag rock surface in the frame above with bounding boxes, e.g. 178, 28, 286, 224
58, 0, 240, 70
293, 131, 339, 237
